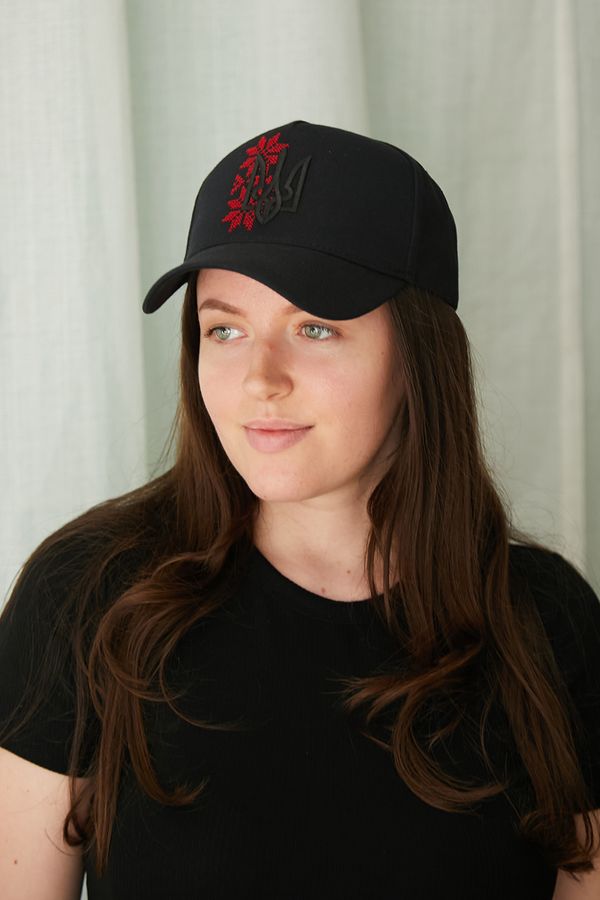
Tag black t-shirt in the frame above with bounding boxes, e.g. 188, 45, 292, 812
1, 541, 599, 900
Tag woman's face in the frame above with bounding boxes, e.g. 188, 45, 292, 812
196, 267, 402, 504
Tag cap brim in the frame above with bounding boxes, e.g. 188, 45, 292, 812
141, 242, 408, 320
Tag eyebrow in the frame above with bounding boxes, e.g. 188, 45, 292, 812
197, 298, 301, 317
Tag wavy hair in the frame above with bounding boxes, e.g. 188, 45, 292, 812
1, 276, 597, 881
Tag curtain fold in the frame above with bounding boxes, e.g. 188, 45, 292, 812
1, 0, 146, 605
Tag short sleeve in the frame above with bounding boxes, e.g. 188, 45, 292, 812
0, 545, 101, 776
520, 547, 600, 810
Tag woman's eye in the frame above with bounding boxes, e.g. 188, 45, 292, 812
202, 323, 338, 343
203, 325, 241, 342
300, 323, 338, 341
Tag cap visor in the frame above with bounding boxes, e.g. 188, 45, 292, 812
141, 242, 408, 319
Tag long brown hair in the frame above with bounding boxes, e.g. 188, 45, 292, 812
1, 277, 598, 881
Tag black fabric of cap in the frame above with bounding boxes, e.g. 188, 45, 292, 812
141, 120, 459, 318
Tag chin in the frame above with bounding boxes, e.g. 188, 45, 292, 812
236, 468, 321, 503
244, 481, 315, 503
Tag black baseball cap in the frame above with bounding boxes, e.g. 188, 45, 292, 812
142, 119, 459, 319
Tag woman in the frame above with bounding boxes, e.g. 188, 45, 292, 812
0, 120, 599, 900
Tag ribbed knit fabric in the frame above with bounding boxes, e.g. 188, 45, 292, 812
1, 542, 599, 899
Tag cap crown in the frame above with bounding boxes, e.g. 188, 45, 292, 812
183, 120, 458, 308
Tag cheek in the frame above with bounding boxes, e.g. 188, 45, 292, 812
324, 364, 394, 430
197, 358, 231, 422
342, 382, 400, 469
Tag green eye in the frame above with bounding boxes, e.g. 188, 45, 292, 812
301, 323, 337, 340
202, 323, 339, 343
203, 326, 239, 341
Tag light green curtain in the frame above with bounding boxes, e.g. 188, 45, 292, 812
2, 0, 599, 612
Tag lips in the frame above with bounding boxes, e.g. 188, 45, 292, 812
244, 419, 310, 430
244, 425, 312, 453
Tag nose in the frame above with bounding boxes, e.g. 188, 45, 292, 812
242, 339, 293, 400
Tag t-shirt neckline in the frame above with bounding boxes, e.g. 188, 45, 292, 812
248, 544, 379, 624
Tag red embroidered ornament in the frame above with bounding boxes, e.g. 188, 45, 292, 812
221, 130, 311, 232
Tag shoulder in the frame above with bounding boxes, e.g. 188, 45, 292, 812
2, 526, 152, 640
508, 541, 599, 617
4, 488, 169, 614
0, 527, 153, 773
508, 541, 600, 685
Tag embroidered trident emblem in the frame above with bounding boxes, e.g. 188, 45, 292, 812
222, 131, 311, 232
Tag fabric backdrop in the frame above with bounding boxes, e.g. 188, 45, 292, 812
2, 0, 599, 600
1, 1, 599, 896
2, 0, 599, 647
